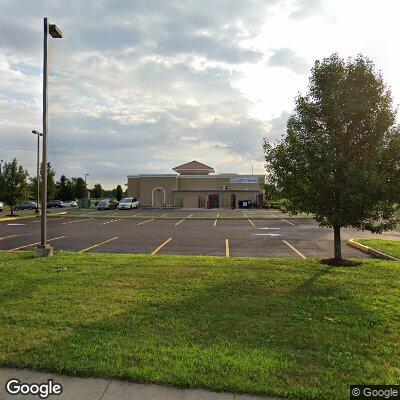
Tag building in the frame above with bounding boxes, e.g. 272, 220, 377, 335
126, 160, 265, 208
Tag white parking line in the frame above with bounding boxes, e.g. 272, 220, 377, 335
100, 219, 122, 225
137, 219, 154, 225
214, 213, 220, 227
160, 213, 167, 217
188, 213, 193, 218
0, 234, 19, 241
281, 219, 294, 226
151, 237, 173, 255
248, 219, 255, 227
63, 218, 94, 225
282, 240, 306, 259
9, 236, 66, 251
79, 236, 118, 253
175, 219, 185, 226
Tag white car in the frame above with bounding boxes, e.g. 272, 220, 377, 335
64, 200, 78, 208
118, 197, 139, 210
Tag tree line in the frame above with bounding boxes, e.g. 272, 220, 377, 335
0, 158, 125, 213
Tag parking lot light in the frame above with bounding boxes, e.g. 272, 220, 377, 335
32, 130, 43, 214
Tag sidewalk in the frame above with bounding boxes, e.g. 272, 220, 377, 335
0, 368, 284, 400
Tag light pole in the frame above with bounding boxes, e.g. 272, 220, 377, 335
32, 130, 43, 214
36, 18, 63, 258
85, 173, 90, 198
249, 161, 254, 175
0, 160, 3, 175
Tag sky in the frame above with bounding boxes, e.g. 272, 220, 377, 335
1, 0, 400, 189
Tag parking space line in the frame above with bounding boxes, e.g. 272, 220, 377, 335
281, 219, 295, 226
151, 237, 173, 255
79, 237, 118, 253
248, 219, 255, 227
137, 219, 154, 225
9, 236, 66, 251
175, 219, 185, 226
63, 218, 94, 225
225, 239, 230, 257
0, 234, 19, 241
160, 213, 167, 217
214, 213, 219, 227
188, 213, 193, 218
100, 219, 122, 225
282, 240, 306, 259
242, 211, 247, 218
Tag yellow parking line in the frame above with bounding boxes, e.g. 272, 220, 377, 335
63, 218, 94, 225
0, 234, 19, 241
9, 236, 66, 251
79, 236, 118, 253
225, 239, 230, 257
137, 219, 154, 225
282, 240, 306, 259
281, 219, 294, 226
151, 237, 173, 255
175, 219, 185, 226
214, 213, 220, 227
248, 219, 255, 227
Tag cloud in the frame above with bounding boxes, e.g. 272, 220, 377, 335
267, 48, 310, 74
290, 0, 323, 19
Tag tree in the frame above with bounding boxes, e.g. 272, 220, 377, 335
264, 54, 400, 262
56, 175, 74, 201
71, 177, 87, 199
0, 159, 29, 216
91, 183, 104, 199
46, 162, 57, 201
116, 185, 123, 201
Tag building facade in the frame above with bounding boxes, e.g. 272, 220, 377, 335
126, 161, 265, 208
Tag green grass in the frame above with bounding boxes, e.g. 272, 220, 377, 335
0, 252, 399, 400
356, 239, 400, 259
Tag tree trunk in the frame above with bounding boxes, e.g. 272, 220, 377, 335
333, 225, 342, 260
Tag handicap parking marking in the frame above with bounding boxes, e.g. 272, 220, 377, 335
150, 237, 173, 255
79, 236, 119, 253
9, 235, 67, 251
175, 219, 185, 226
282, 240, 306, 259
137, 219, 154, 226
281, 219, 295, 226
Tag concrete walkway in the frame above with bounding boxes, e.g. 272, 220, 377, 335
0, 368, 284, 400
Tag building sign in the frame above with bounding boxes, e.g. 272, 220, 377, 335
230, 177, 259, 184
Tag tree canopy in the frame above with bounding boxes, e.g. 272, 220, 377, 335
264, 54, 400, 261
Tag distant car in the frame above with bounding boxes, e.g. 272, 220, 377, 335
15, 201, 37, 210
47, 200, 65, 208
96, 199, 118, 210
0, 201, 3, 212
118, 197, 139, 210
64, 200, 78, 208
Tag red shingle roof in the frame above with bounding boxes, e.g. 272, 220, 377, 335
172, 160, 215, 173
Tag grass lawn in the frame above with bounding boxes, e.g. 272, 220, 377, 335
0, 252, 399, 400
356, 238, 400, 259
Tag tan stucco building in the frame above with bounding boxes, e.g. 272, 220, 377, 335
126, 160, 265, 208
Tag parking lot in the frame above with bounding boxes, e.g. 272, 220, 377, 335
1, 208, 399, 258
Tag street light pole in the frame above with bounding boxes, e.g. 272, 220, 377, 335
36, 17, 63, 258
85, 173, 90, 198
32, 130, 43, 214
0, 160, 3, 175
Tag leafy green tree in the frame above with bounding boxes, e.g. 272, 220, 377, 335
264, 54, 400, 261
91, 183, 104, 199
116, 185, 123, 201
56, 175, 74, 201
0, 159, 29, 215
71, 177, 87, 199
29, 162, 57, 201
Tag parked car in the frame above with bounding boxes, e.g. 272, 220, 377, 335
64, 200, 78, 208
0, 201, 3, 212
117, 197, 139, 210
96, 199, 118, 210
47, 200, 65, 208
15, 201, 37, 210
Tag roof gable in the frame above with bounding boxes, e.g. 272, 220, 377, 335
172, 160, 215, 175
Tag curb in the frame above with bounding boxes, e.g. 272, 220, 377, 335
347, 239, 399, 261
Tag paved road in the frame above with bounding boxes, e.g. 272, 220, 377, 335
0, 367, 281, 400
0, 210, 399, 258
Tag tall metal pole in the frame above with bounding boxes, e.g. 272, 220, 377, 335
0, 160, 3, 175
36, 133, 40, 213
40, 17, 49, 247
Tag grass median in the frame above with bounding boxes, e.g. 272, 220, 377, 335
0, 252, 399, 399
355, 238, 400, 259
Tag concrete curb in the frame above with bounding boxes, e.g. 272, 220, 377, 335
347, 239, 399, 261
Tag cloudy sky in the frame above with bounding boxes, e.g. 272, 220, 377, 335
1, 0, 399, 188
